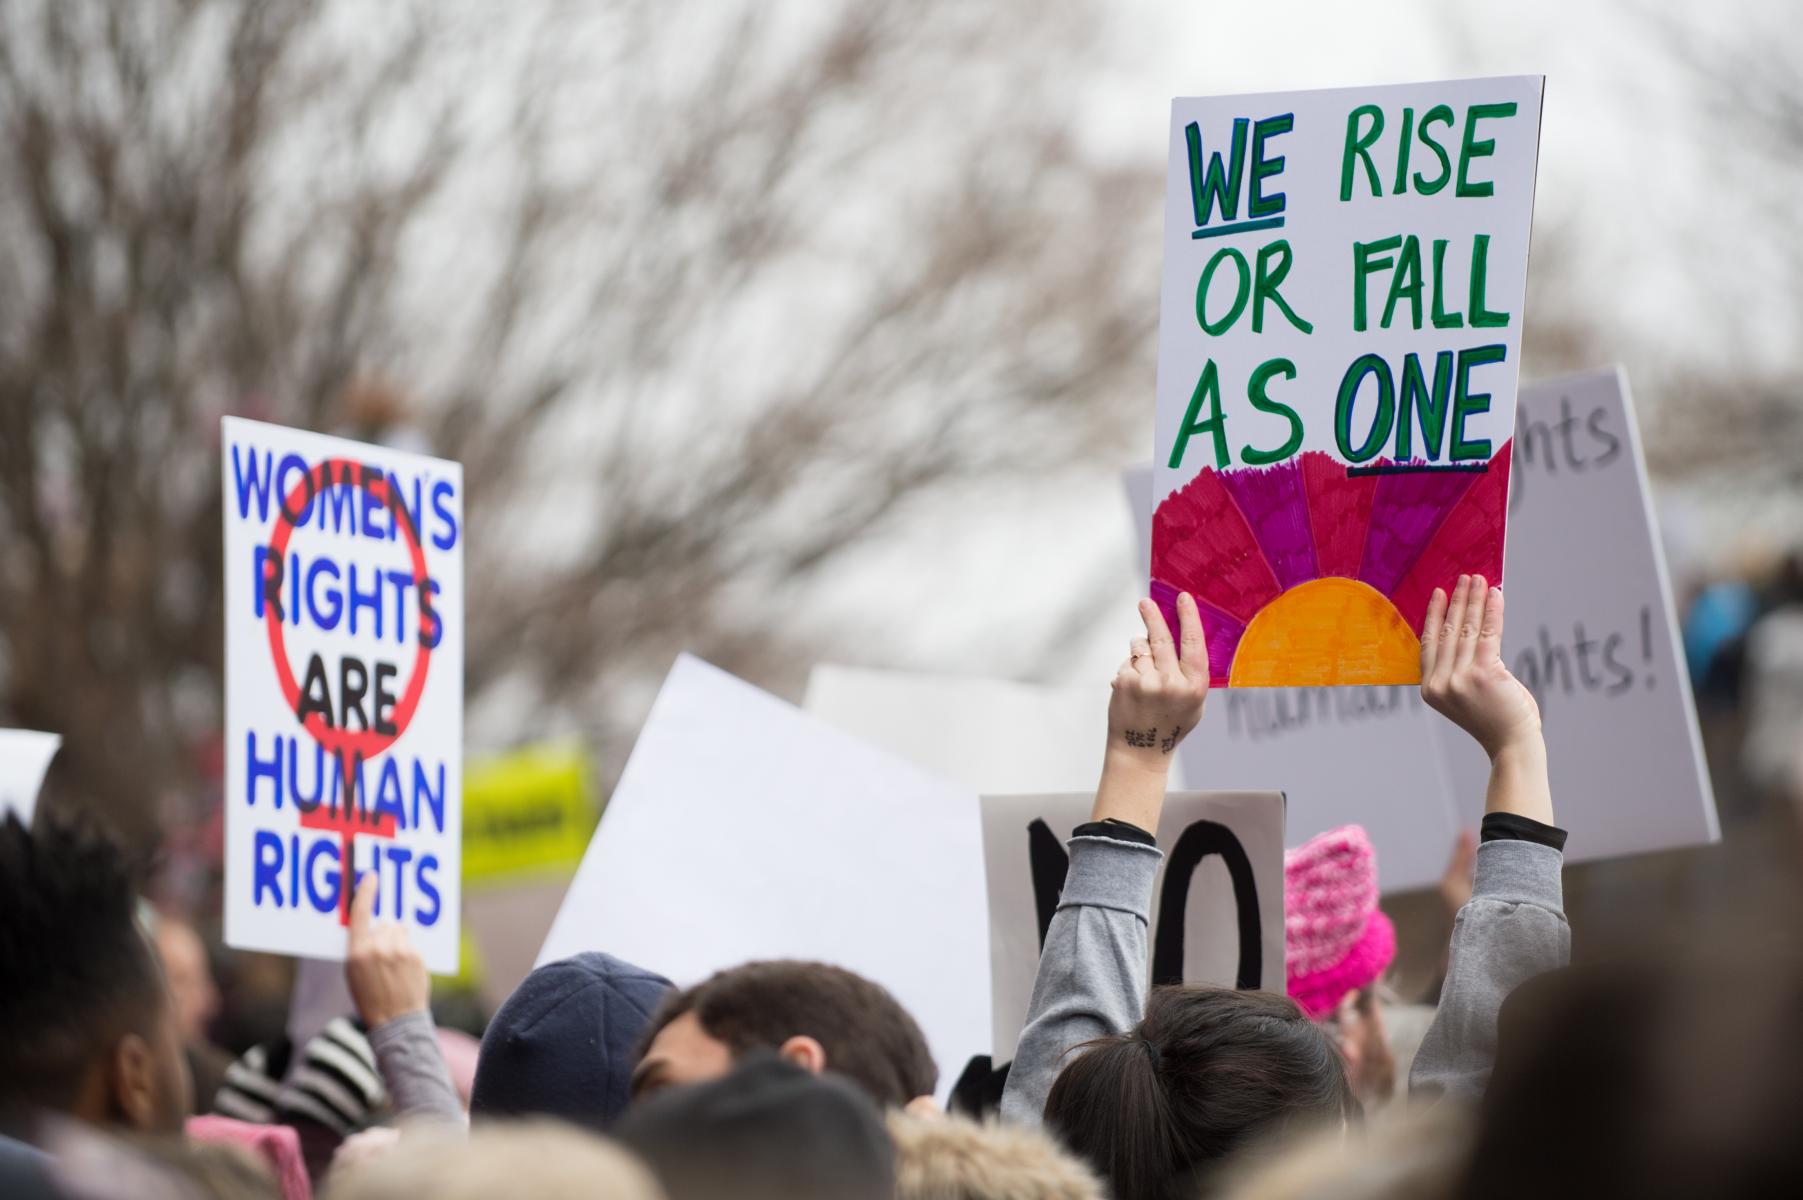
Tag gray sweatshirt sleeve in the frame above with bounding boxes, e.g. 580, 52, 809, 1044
1410, 838, 1568, 1103
999, 833, 1163, 1126
367, 1010, 466, 1126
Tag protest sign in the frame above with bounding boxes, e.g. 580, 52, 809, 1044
1154, 77, 1543, 687
462, 744, 597, 887
465, 878, 570, 1011
1179, 689, 1458, 892
1127, 366, 1719, 883
286, 957, 357, 1054
539, 655, 991, 1096
804, 666, 1185, 795
1431, 367, 1719, 857
981, 791, 1284, 1061
222, 417, 464, 973
0, 729, 61, 825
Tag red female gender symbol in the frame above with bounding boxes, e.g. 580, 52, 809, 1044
263, 458, 436, 923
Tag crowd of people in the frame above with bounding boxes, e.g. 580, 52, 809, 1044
5, 576, 1802, 1198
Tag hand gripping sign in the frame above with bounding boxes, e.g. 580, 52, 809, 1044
223, 417, 464, 973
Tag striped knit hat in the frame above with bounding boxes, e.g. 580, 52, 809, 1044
213, 1017, 386, 1136
1283, 825, 1396, 1020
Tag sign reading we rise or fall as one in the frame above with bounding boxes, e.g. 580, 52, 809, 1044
1152, 77, 1543, 688
222, 417, 464, 973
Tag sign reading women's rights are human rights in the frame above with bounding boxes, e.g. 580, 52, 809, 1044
222, 417, 463, 973
1152, 77, 1543, 688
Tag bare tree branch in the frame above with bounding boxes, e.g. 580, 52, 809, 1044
0, 0, 1155, 840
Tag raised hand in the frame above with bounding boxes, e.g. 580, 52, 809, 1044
346, 873, 430, 1029
1094, 593, 1210, 831
1420, 575, 1540, 761
1421, 574, 1552, 825
1108, 593, 1211, 765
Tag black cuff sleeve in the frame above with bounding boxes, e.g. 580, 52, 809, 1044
1071, 818, 1157, 846
1481, 811, 1568, 852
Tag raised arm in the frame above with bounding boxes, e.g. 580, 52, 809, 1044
999, 595, 1209, 1125
347, 876, 465, 1125
1410, 575, 1571, 1102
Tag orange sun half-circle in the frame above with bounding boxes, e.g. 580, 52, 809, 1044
1228, 577, 1421, 687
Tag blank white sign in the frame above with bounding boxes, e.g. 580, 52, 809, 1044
540, 655, 991, 1097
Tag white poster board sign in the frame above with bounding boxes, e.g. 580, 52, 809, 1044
1432, 367, 1719, 856
286, 957, 357, 1055
1126, 366, 1718, 886
804, 666, 1185, 795
539, 655, 991, 1097
981, 791, 1285, 1061
1180, 692, 1458, 892
222, 417, 464, 973
0, 729, 61, 825
1152, 77, 1542, 687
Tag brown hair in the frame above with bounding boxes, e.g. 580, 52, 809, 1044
1042, 987, 1355, 1200
0, 813, 167, 1117
641, 960, 936, 1107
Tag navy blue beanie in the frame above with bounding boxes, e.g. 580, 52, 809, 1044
470, 951, 673, 1133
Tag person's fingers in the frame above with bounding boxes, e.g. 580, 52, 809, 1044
1432, 576, 1469, 689
350, 871, 378, 942
1420, 586, 1448, 678
1477, 583, 1506, 665
1176, 592, 1210, 683
1452, 577, 1487, 672
1129, 636, 1153, 678
1140, 598, 1177, 674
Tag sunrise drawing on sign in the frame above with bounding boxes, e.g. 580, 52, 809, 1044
1152, 446, 1510, 688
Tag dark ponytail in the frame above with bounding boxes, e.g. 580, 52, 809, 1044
1043, 987, 1355, 1199
1044, 1031, 1179, 1197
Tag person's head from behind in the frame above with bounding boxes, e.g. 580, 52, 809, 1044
1043, 986, 1354, 1200
632, 959, 936, 1109
327, 1121, 665, 1200
0, 813, 191, 1134
1469, 960, 1803, 1200
471, 951, 673, 1133
616, 1054, 893, 1200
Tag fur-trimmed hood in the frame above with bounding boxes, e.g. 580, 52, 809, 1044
888, 1112, 1103, 1200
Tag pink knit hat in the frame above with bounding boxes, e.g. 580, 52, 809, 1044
1283, 825, 1396, 1020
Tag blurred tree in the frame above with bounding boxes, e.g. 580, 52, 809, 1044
0, 0, 1155, 839
1638, 5, 1803, 486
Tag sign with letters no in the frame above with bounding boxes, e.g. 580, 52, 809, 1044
981, 790, 1285, 1062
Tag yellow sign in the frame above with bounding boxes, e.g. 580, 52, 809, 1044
462, 744, 597, 886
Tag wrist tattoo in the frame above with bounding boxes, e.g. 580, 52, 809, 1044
1124, 727, 1158, 749
1160, 726, 1182, 753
